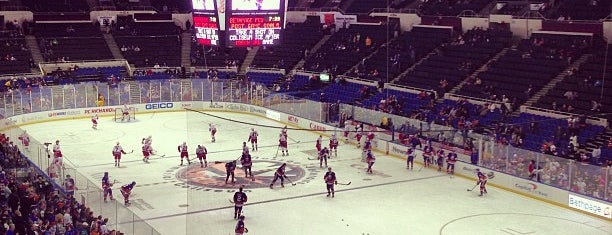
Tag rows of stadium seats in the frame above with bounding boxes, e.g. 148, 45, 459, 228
306, 82, 373, 103
345, 0, 390, 13
396, 28, 510, 92
35, 23, 114, 62
457, 33, 590, 104
555, 0, 612, 21
417, 0, 490, 16
360, 89, 431, 115
535, 44, 612, 115
354, 26, 451, 82
0, 37, 33, 74
21, 0, 90, 12
191, 43, 247, 67
113, 22, 182, 67
304, 24, 393, 74
251, 21, 324, 70
246, 72, 283, 87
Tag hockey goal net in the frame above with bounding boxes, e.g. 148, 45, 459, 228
114, 107, 136, 122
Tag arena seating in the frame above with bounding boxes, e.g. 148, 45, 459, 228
35, 23, 114, 62
349, 26, 449, 81
0, 36, 33, 75
251, 21, 324, 70
303, 24, 394, 74
345, 0, 390, 13
554, 0, 612, 21
113, 22, 182, 67
191, 42, 248, 68
417, 0, 491, 16
457, 33, 591, 104
21, 0, 90, 12
396, 28, 510, 92
535, 44, 612, 115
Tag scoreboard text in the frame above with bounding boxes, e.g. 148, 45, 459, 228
227, 16, 281, 46
194, 15, 220, 46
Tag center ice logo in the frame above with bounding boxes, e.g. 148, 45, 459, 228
174, 160, 307, 189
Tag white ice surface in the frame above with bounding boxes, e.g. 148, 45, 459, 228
17, 111, 611, 235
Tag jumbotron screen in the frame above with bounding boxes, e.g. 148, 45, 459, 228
226, 0, 286, 47
192, 0, 221, 46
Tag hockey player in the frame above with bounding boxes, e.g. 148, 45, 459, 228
178, 142, 191, 166
18, 131, 29, 151
436, 149, 445, 172
316, 135, 323, 152
324, 167, 337, 198
141, 142, 153, 163
52, 140, 63, 166
196, 145, 208, 168
329, 134, 339, 157
63, 174, 76, 197
406, 148, 415, 170
281, 125, 288, 138
121, 105, 131, 122
355, 126, 363, 148
91, 114, 99, 129
319, 147, 329, 168
235, 215, 248, 235
225, 161, 236, 184
233, 186, 248, 219
248, 128, 258, 151
475, 169, 488, 196
367, 131, 375, 141
269, 163, 287, 188
343, 121, 350, 143
366, 150, 375, 174
142, 135, 153, 147
242, 142, 250, 156
209, 123, 217, 142
120, 181, 136, 206
112, 142, 127, 167
102, 172, 114, 202
361, 139, 372, 162
279, 134, 288, 156
423, 145, 434, 168
241, 151, 253, 179
446, 151, 457, 175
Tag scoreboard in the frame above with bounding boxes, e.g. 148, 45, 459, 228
193, 14, 220, 45
225, 0, 286, 47
192, 0, 286, 47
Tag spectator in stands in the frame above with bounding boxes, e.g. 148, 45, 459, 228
563, 90, 577, 100
365, 36, 372, 48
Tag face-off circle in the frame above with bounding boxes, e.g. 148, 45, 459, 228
175, 159, 306, 189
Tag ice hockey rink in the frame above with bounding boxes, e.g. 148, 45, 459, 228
16, 111, 612, 235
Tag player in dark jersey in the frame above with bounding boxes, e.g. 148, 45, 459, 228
446, 151, 457, 175
120, 181, 136, 206
226, 161, 237, 184
476, 169, 488, 196
366, 150, 375, 174
102, 172, 114, 202
269, 163, 287, 189
319, 147, 329, 168
241, 152, 253, 179
422, 145, 434, 168
436, 149, 445, 172
233, 186, 248, 219
324, 167, 337, 198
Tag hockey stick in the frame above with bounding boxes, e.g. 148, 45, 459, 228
275, 145, 280, 157
229, 199, 234, 204
417, 165, 424, 172
285, 177, 297, 186
307, 157, 319, 160
467, 184, 478, 191
336, 182, 351, 186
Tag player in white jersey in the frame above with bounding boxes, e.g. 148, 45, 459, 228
315, 135, 323, 152
209, 123, 217, 142
141, 142, 153, 163
178, 142, 191, 165
329, 134, 339, 157
112, 142, 128, 167
141, 135, 154, 154
91, 114, 99, 129
343, 122, 350, 143
52, 140, 63, 166
279, 134, 288, 156
281, 126, 288, 138
18, 131, 30, 151
248, 128, 258, 151
242, 142, 250, 156
121, 105, 131, 122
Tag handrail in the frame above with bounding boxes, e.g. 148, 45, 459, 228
445, 93, 506, 106
521, 105, 609, 127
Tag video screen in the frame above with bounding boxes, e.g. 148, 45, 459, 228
192, 0, 215, 10
231, 0, 280, 11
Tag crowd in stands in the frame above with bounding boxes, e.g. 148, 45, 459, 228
0, 133, 124, 234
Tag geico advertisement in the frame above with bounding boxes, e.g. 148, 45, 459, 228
145, 103, 174, 110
